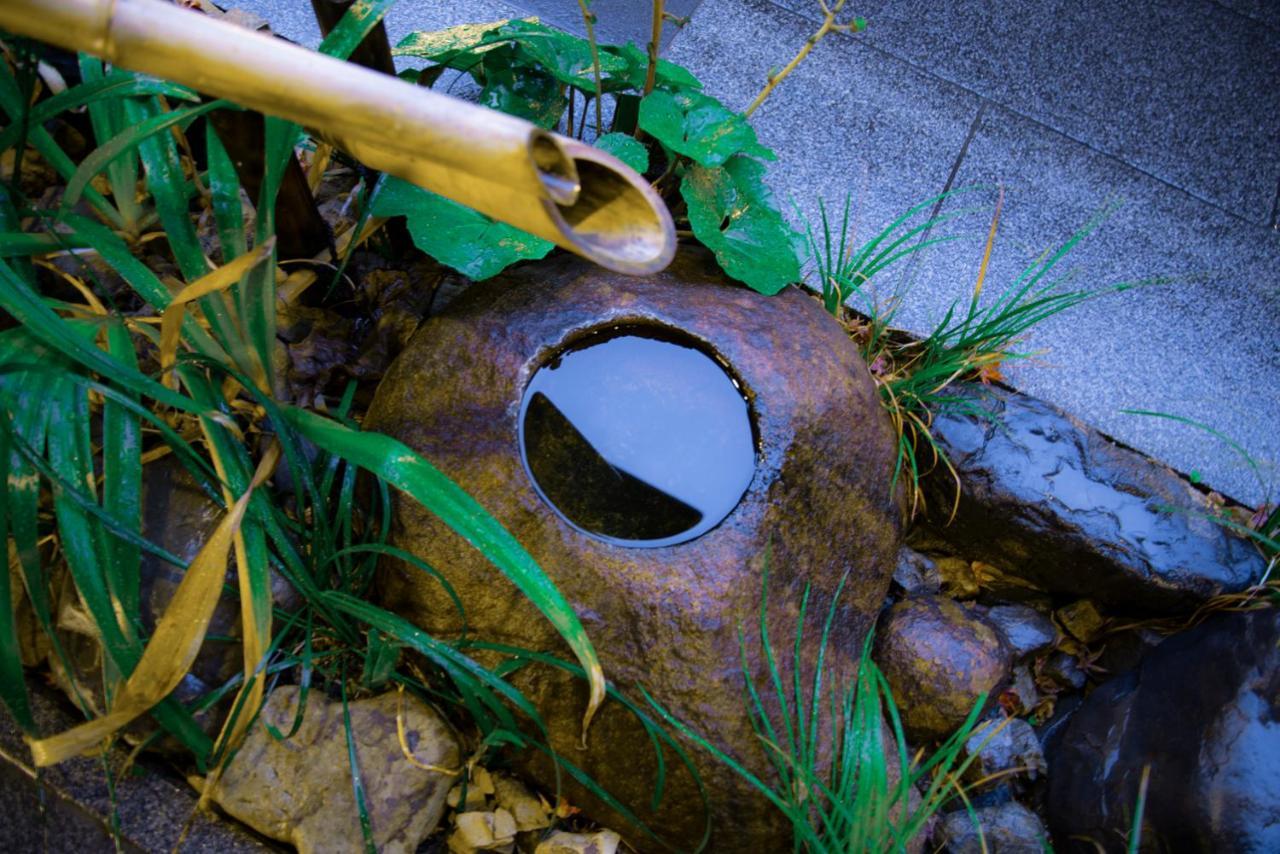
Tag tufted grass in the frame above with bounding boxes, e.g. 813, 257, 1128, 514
803, 189, 1164, 519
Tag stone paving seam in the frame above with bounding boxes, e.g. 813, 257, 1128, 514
756, 0, 1280, 227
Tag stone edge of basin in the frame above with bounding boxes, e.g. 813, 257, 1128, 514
911, 382, 1269, 612
0, 680, 279, 853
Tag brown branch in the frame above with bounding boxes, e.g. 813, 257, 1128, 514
744, 0, 865, 117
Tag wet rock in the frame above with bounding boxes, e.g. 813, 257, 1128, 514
207, 686, 460, 854
874, 596, 1010, 742
894, 547, 942, 594
985, 605, 1057, 660
917, 385, 1266, 611
963, 717, 1046, 784
535, 829, 622, 854
936, 802, 1049, 853
366, 250, 903, 851
1041, 652, 1087, 691
1047, 608, 1280, 852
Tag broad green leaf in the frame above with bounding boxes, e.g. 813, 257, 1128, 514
479, 46, 566, 128
681, 156, 803, 295
497, 21, 628, 90
371, 177, 553, 280
638, 90, 774, 167
0, 425, 34, 732
600, 42, 703, 92
392, 19, 514, 61
594, 132, 649, 174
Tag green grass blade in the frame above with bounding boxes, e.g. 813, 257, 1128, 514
77, 55, 143, 230
62, 99, 227, 216
102, 320, 143, 627
0, 423, 36, 732
282, 406, 605, 710
206, 122, 247, 262
317, 0, 399, 60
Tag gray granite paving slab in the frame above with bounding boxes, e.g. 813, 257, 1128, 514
772, 0, 1280, 224
232, 0, 532, 48
916, 104, 1280, 506
515, 0, 702, 48
1214, 0, 1280, 30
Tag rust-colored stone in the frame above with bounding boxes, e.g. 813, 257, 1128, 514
366, 250, 903, 851
874, 596, 1010, 743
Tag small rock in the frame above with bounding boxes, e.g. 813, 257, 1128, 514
534, 829, 622, 854
1041, 651, 1087, 691
1054, 600, 1105, 644
935, 556, 979, 599
963, 717, 1046, 783
894, 548, 942, 594
936, 802, 1048, 853
875, 596, 1011, 742
207, 686, 460, 854
448, 810, 518, 853
491, 773, 552, 832
985, 605, 1057, 660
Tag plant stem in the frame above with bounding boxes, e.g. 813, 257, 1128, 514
644, 0, 665, 96
577, 0, 605, 134
745, 0, 865, 117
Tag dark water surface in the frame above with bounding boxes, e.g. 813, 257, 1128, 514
519, 327, 756, 547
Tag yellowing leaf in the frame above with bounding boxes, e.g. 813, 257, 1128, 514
27, 443, 280, 767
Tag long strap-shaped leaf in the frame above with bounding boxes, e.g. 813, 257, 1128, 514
27, 442, 280, 766
282, 406, 605, 738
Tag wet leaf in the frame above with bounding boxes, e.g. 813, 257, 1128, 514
600, 43, 703, 92
393, 19, 515, 61
497, 21, 628, 90
479, 46, 566, 128
681, 156, 803, 295
638, 90, 774, 167
371, 177, 553, 281
594, 132, 649, 174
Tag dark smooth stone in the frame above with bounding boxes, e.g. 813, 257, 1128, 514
1047, 608, 1280, 852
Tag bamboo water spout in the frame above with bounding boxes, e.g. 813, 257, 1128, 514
0, 0, 676, 274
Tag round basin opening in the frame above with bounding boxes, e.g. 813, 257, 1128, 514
519, 326, 757, 548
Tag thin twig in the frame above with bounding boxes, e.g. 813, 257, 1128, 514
644, 0, 665, 95
576, 0, 605, 134
745, 0, 865, 117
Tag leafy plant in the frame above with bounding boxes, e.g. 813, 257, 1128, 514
0, 5, 609, 790
386, 15, 805, 292
803, 189, 1160, 516
644, 565, 990, 852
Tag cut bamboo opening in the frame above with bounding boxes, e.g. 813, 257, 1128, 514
0, 0, 675, 274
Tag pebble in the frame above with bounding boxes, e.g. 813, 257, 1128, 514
985, 605, 1057, 660
534, 829, 622, 854
893, 547, 942, 594
963, 717, 1047, 784
936, 801, 1049, 853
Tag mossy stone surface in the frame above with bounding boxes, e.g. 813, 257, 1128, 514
366, 250, 902, 850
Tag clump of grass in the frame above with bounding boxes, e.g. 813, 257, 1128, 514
804, 188, 1159, 518
644, 563, 990, 852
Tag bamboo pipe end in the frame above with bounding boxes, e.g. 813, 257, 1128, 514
542, 136, 676, 277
